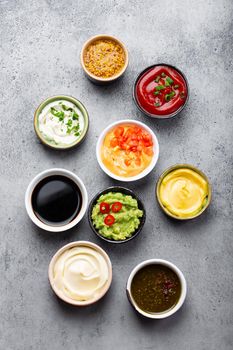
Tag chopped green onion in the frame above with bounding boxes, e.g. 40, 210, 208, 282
62, 104, 73, 112
154, 91, 160, 95
51, 108, 65, 120
161, 72, 166, 77
154, 76, 160, 83
50, 107, 58, 115
174, 84, 179, 89
155, 85, 165, 91
155, 102, 160, 107
72, 124, 80, 132
165, 91, 175, 102
74, 132, 80, 137
166, 77, 174, 85
72, 112, 79, 120
66, 119, 72, 127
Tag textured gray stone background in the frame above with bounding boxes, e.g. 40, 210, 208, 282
1, 0, 233, 349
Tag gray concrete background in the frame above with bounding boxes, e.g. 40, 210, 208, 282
1, 0, 233, 349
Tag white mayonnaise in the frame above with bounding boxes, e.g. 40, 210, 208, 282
52, 246, 109, 301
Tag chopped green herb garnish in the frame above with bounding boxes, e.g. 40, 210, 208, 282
50, 107, 65, 120
165, 91, 175, 102
155, 85, 165, 91
74, 132, 80, 137
50, 107, 58, 115
166, 77, 174, 85
155, 102, 160, 107
154, 76, 160, 83
174, 84, 179, 89
72, 124, 80, 132
66, 119, 72, 127
180, 91, 185, 98
61, 104, 73, 112
161, 72, 166, 77
72, 112, 79, 120
154, 91, 160, 95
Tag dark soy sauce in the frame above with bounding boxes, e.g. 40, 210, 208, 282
32, 175, 82, 226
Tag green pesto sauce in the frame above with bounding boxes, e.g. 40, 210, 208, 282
131, 264, 181, 313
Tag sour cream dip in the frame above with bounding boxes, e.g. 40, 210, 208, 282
38, 100, 85, 146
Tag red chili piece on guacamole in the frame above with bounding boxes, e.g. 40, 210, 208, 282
136, 65, 187, 116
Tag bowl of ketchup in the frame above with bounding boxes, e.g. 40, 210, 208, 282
133, 64, 189, 119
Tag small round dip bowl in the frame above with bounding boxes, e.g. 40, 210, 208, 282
48, 241, 112, 306
126, 259, 187, 319
34, 95, 89, 150
25, 168, 88, 232
156, 164, 212, 220
133, 63, 189, 119
80, 34, 129, 84
88, 186, 146, 244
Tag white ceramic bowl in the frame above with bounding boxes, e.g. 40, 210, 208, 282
96, 119, 159, 182
25, 168, 88, 232
48, 241, 112, 306
126, 259, 187, 319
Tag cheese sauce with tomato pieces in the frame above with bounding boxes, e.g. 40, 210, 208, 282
101, 124, 154, 177
136, 65, 188, 116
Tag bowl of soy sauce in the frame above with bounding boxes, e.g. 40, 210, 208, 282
25, 168, 88, 232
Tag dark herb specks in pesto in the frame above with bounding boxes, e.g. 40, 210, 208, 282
131, 264, 181, 313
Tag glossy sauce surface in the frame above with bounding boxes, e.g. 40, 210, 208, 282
136, 65, 187, 116
32, 175, 82, 226
131, 264, 181, 313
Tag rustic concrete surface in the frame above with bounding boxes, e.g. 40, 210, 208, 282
1, 0, 233, 349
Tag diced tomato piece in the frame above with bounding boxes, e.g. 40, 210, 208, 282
128, 140, 138, 147
137, 145, 143, 152
130, 133, 138, 140
120, 142, 127, 150
133, 126, 142, 134
123, 130, 132, 141
137, 134, 143, 141
131, 146, 137, 152
142, 132, 152, 142
144, 147, 154, 156
124, 159, 131, 166
135, 157, 141, 166
114, 126, 124, 137
110, 137, 118, 148
143, 140, 153, 147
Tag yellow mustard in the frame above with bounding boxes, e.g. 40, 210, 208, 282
159, 168, 209, 218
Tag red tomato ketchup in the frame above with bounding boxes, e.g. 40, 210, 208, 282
135, 65, 188, 117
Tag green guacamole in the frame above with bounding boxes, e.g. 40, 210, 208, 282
91, 192, 143, 241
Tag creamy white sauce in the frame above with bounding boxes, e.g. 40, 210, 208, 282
38, 100, 84, 146
52, 246, 109, 301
